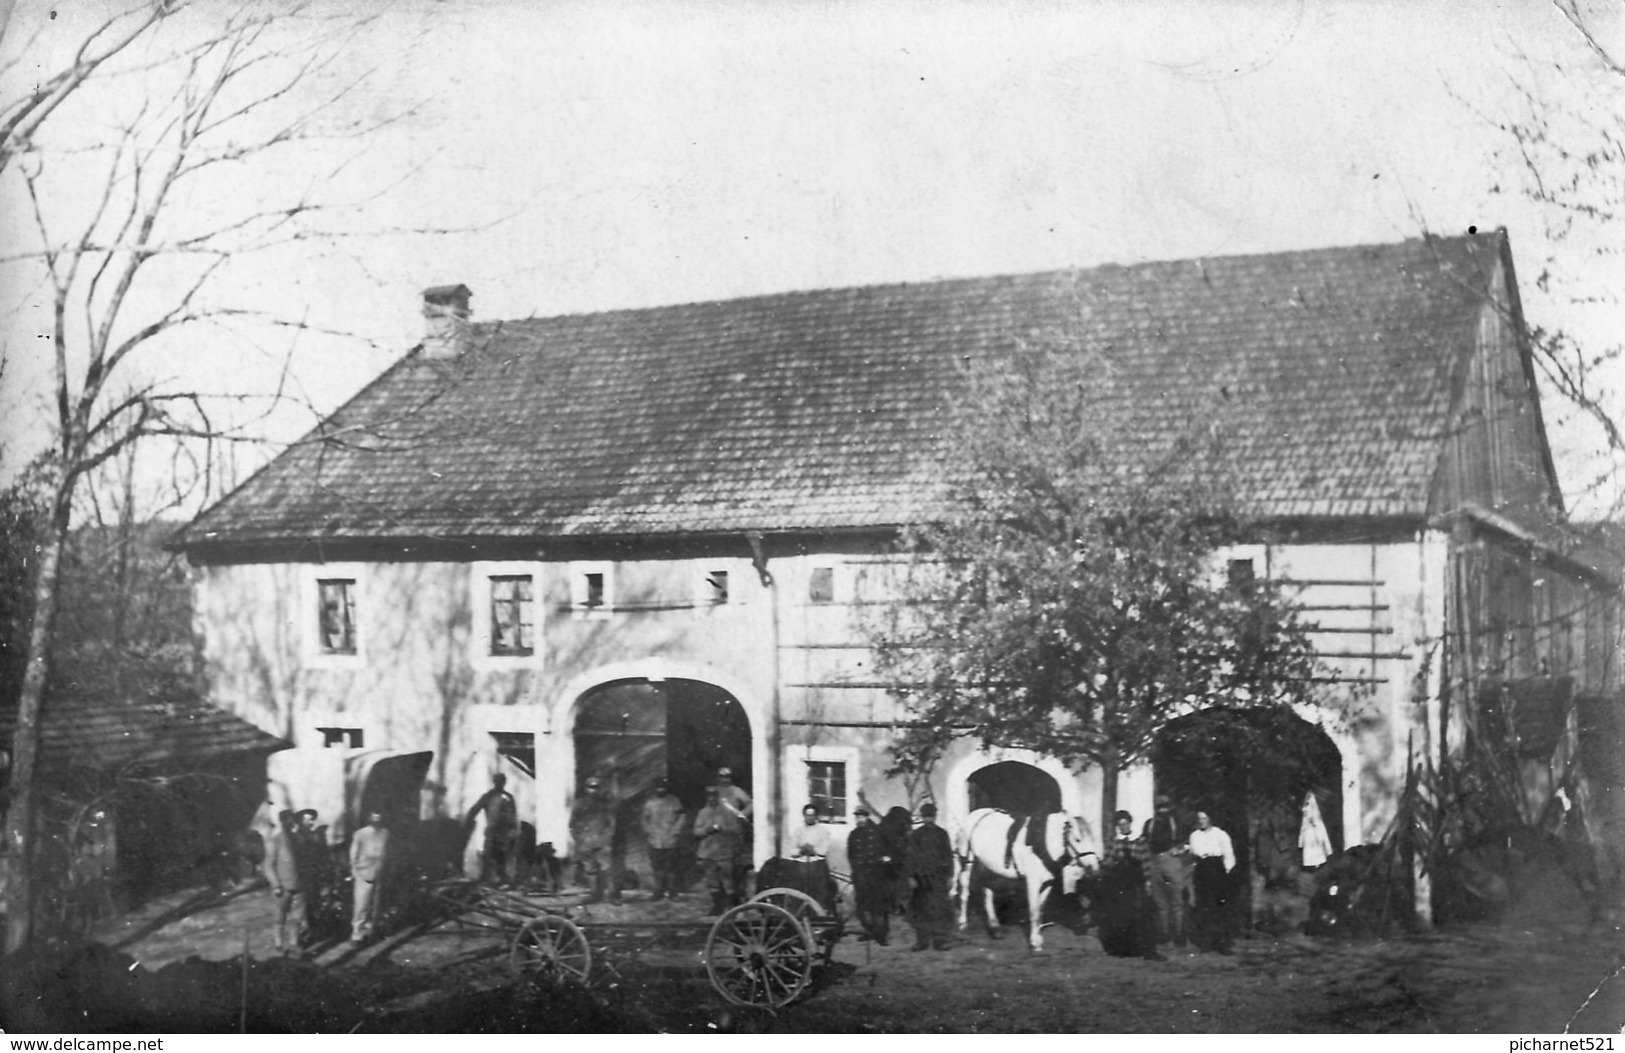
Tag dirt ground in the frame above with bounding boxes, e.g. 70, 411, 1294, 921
2, 877, 1621, 1034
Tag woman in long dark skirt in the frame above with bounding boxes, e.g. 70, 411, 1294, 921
1186, 809, 1237, 954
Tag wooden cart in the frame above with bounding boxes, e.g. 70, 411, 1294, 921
435, 880, 845, 1009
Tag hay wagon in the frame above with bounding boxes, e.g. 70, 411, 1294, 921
434, 872, 846, 1009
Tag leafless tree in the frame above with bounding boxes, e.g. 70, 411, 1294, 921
1482, 0, 1625, 518
0, 0, 425, 953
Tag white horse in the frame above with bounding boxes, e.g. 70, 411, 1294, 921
954, 807, 1098, 952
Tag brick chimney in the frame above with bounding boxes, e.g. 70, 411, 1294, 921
421, 284, 472, 359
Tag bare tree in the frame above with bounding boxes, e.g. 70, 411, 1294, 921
1481, 0, 1625, 517
0, 0, 421, 953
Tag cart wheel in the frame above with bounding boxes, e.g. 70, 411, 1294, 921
705, 901, 813, 1008
511, 914, 592, 985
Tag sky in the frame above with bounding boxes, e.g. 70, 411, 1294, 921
3, 0, 1623, 516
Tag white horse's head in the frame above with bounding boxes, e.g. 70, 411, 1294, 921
1062, 815, 1099, 875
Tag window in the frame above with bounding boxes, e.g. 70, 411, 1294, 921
317, 578, 357, 654
570, 562, 614, 619
318, 726, 365, 749
704, 569, 729, 605
808, 566, 835, 605
491, 731, 536, 777
1227, 559, 1256, 591
807, 760, 848, 822
489, 575, 534, 655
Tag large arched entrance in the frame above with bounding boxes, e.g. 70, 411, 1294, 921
1153, 707, 1343, 932
574, 678, 751, 891
967, 760, 1062, 816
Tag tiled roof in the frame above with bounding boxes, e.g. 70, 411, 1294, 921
0, 696, 290, 772
179, 232, 1510, 548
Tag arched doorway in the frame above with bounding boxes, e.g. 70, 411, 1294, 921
1153, 707, 1343, 932
967, 760, 1063, 816
574, 678, 751, 890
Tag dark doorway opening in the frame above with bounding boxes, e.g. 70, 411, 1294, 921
1153, 707, 1343, 932
574, 679, 751, 890
967, 761, 1062, 816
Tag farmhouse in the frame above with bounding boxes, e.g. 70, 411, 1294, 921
172, 229, 1622, 916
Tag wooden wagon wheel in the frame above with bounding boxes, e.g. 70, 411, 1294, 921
751, 886, 825, 927
705, 901, 814, 1009
510, 913, 592, 985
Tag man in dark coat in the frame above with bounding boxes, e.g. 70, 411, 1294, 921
570, 776, 621, 904
846, 805, 892, 945
905, 803, 956, 951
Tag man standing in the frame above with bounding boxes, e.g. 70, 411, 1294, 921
1099, 809, 1166, 961
1142, 794, 1191, 948
264, 809, 308, 957
295, 809, 331, 940
467, 772, 520, 887
570, 776, 621, 904
905, 803, 955, 952
349, 810, 390, 944
714, 767, 751, 819
640, 780, 686, 901
694, 784, 746, 915
846, 805, 891, 945
1186, 809, 1237, 954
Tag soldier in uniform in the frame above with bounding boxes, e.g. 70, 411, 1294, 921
467, 773, 520, 887
846, 805, 892, 945
570, 776, 621, 904
694, 784, 746, 915
640, 780, 686, 901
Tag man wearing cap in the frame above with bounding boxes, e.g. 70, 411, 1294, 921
1142, 793, 1191, 948
467, 772, 520, 887
640, 780, 686, 901
905, 803, 955, 951
570, 776, 622, 905
714, 767, 752, 819
694, 784, 746, 914
295, 809, 333, 939
846, 804, 891, 945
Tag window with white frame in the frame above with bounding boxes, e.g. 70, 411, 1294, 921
471, 562, 543, 668
317, 578, 358, 654
570, 561, 614, 619
304, 564, 367, 666
787, 745, 861, 825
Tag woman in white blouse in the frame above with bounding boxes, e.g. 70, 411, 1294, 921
1186, 810, 1236, 954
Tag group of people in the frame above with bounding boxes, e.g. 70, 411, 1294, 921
568, 766, 754, 914
1096, 794, 1236, 961
263, 807, 390, 956
845, 802, 956, 952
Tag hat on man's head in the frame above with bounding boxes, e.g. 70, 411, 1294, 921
296, 808, 318, 821
919, 802, 937, 817
1154, 794, 1171, 807
716, 766, 733, 778
853, 805, 871, 817
585, 776, 602, 789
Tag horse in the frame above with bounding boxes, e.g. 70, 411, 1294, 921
954, 807, 1098, 952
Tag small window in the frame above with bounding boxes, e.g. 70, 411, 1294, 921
705, 569, 729, 605
317, 579, 357, 654
570, 562, 614, 619
808, 567, 835, 605
489, 575, 534, 656
491, 731, 536, 778
1227, 559, 1256, 591
318, 726, 365, 749
807, 760, 847, 822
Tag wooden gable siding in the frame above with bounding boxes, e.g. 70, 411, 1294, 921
1434, 254, 1558, 518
